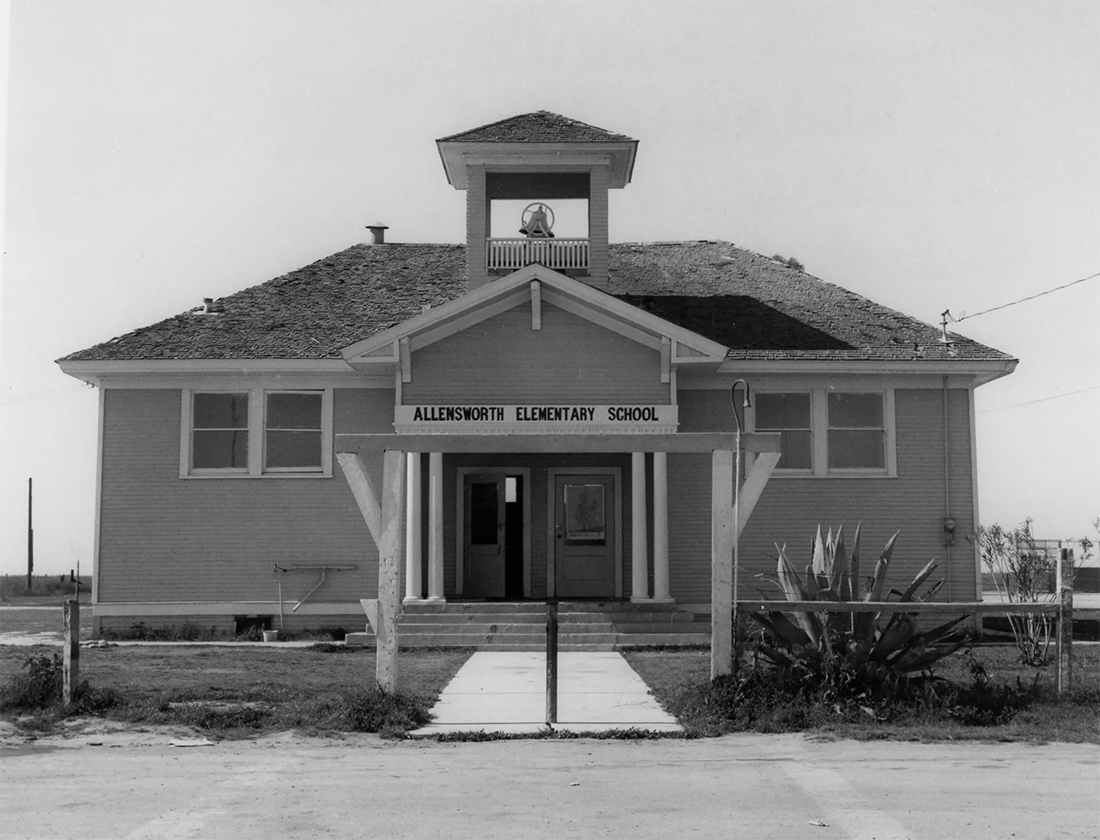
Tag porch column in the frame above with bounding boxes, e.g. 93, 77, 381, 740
427, 452, 445, 602
652, 452, 671, 602
631, 452, 650, 601
404, 453, 422, 602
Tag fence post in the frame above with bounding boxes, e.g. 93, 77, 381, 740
1055, 546, 1074, 698
63, 599, 80, 705
546, 601, 558, 726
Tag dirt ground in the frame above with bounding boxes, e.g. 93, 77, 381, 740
1, 724, 1097, 840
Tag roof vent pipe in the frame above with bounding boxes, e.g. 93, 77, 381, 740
366, 222, 389, 245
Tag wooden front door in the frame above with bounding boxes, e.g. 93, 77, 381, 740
464, 474, 506, 598
554, 474, 616, 598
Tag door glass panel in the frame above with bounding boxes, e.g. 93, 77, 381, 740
564, 484, 606, 544
469, 482, 499, 545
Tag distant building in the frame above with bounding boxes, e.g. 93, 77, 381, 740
58, 111, 1017, 638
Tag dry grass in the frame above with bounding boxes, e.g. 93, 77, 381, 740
0, 644, 471, 738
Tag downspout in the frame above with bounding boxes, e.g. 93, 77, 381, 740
943, 375, 952, 600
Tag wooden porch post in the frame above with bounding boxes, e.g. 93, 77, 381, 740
376, 449, 405, 692
711, 449, 735, 678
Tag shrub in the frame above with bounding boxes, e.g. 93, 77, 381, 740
0, 653, 63, 710
976, 522, 1065, 665
750, 524, 971, 701
0, 652, 120, 715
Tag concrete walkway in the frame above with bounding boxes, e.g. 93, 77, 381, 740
410, 651, 681, 736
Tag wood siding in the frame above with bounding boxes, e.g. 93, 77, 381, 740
97, 388, 392, 606
403, 302, 665, 404
669, 388, 976, 605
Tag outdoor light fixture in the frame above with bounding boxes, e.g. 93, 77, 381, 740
942, 516, 957, 546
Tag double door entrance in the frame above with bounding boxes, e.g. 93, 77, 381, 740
462, 469, 619, 599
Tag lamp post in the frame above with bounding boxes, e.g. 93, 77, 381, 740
730, 381, 751, 673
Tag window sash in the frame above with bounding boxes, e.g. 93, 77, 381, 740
754, 392, 812, 471
191, 392, 249, 471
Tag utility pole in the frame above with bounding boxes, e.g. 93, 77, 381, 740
27, 478, 34, 592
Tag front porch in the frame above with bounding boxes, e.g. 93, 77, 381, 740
336, 432, 782, 687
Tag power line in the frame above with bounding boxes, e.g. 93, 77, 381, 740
977, 384, 1100, 414
946, 270, 1100, 324
0, 385, 93, 405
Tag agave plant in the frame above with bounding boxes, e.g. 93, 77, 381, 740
750, 524, 970, 692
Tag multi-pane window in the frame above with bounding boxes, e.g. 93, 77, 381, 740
184, 388, 329, 477
191, 393, 249, 470
265, 392, 323, 470
754, 392, 812, 471
827, 392, 885, 470
751, 389, 893, 477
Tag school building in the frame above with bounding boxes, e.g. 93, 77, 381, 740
58, 111, 1016, 645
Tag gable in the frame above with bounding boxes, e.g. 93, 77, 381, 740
402, 300, 667, 405
341, 265, 730, 384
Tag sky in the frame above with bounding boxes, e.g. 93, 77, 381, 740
2, 1, 1098, 576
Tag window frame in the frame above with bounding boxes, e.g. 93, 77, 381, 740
748, 388, 896, 478
181, 387, 332, 479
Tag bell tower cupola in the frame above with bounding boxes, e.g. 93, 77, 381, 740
436, 111, 637, 291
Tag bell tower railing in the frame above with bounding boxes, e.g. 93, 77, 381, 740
486, 238, 590, 273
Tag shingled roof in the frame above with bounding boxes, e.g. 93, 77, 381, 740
59, 241, 1012, 364
438, 111, 635, 144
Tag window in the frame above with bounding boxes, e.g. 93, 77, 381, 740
265, 392, 323, 471
750, 389, 894, 477
183, 388, 331, 478
827, 392, 885, 470
191, 392, 249, 471
754, 392, 812, 471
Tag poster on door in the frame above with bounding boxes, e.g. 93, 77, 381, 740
565, 484, 605, 541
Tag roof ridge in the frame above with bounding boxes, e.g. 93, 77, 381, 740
438, 110, 634, 143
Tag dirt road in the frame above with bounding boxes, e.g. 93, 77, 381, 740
2, 725, 1097, 839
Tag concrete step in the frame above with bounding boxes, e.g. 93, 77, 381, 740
398, 612, 548, 625
616, 632, 712, 647
360, 633, 620, 648
345, 601, 707, 649
600, 611, 696, 624
614, 622, 708, 634
403, 602, 547, 615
